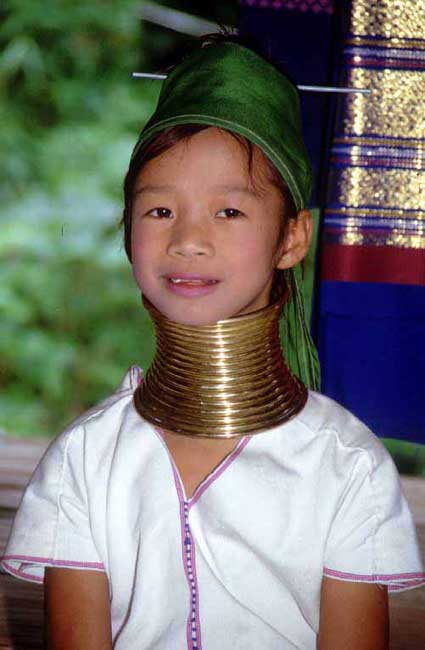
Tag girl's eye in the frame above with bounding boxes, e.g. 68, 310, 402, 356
148, 207, 172, 218
216, 208, 244, 219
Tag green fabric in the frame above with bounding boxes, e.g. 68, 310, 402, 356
302, 208, 320, 328
279, 208, 321, 391
131, 42, 320, 390
132, 42, 312, 211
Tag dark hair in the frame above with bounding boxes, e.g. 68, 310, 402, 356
121, 31, 298, 263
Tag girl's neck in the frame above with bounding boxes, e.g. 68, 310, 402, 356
133, 282, 307, 439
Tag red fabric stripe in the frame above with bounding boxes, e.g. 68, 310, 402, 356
321, 245, 425, 286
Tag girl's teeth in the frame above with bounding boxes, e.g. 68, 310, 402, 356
170, 278, 217, 284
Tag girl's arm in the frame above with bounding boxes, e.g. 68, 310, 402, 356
317, 576, 389, 650
44, 567, 113, 650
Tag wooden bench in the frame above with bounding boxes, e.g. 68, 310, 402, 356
1, 436, 424, 649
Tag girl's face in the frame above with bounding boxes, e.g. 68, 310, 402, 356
131, 127, 307, 326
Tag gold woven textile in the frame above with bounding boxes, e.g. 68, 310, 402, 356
324, 0, 425, 249
134, 287, 307, 438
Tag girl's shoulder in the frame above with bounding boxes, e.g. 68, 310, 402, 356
46, 365, 142, 458
0, 367, 143, 583
72, 364, 141, 428
293, 390, 387, 466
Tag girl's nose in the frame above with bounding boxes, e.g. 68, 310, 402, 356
167, 219, 214, 258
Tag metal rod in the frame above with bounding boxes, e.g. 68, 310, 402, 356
141, 2, 221, 37
133, 72, 167, 80
131, 72, 371, 94
298, 85, 370, 94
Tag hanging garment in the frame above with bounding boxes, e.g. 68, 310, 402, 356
318, 0, 425, 443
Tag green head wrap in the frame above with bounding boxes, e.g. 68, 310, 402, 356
131, 41, 320, 390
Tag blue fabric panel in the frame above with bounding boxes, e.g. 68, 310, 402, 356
318, 281, 425, 443
239, 4, 337, 205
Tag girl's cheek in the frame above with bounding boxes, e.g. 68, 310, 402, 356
131, 221, 152, 250
236, 234, 267, 258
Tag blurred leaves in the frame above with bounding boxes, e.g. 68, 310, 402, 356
0, 0, 160, 201
0, 0, 159, 436
0, 182, 156, 437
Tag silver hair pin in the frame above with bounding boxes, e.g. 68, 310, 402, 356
132, 72, 371, 95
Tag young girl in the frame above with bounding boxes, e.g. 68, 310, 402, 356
2, 34, 424, 650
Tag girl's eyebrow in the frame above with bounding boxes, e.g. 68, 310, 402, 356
134, 184, 175, 195
212, 184, 260, 198
134, 183, 260, 198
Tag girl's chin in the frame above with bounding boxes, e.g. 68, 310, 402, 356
141, 290, 270, 326
148, 301, 238, 326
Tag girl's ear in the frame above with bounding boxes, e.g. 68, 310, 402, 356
275, 209, 313, 270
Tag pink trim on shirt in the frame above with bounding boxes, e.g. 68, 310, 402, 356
155, 427, 252, 650
323, 567, 425, 592
190, 437, 251, 507
189, 527, 202, 647
389, 579, 425, 592
154, 426, 251, 504
2, 554, 105, 570
1, 560, 43, 583
168, 460, 203, 650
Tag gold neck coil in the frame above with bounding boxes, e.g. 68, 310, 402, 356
134, 287, 307, 438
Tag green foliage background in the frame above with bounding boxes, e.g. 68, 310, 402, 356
0, 1, 423, 476
0, 0, 160, 437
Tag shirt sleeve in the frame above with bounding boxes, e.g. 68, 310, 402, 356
1, 423, 105, 584
323, 440, 425, 593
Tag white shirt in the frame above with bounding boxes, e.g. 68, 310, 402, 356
2, 365, 424, 649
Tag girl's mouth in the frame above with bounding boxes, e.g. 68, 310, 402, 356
165, 276, 220, 296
